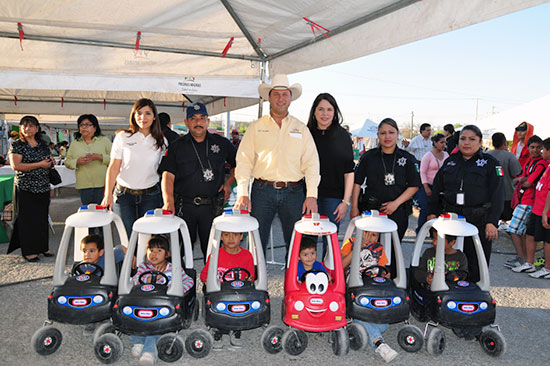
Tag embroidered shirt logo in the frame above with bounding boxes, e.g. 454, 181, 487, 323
210, 144, 220, 154
476, 159, 487, 167
397, 157, 407, 167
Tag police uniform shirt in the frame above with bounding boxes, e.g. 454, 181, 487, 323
354, 147, 421, 204
428, 149, 504, 226
159, 132, 236, 197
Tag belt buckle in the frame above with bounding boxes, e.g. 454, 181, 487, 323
193, 197, 202, 205
273, 181, 284, 189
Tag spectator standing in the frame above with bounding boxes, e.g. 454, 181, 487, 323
230, 129, 241, 149
159, 112, 180, 145
65, 114, 112, 206
101, 98, 166, 235
443, 124, 457, 154
234, 74, 320, 257
511, 121, 534, 169
486, 132, 522, 226
7, 116, 56, 262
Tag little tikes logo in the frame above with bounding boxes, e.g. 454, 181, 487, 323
141, 284, 155, 292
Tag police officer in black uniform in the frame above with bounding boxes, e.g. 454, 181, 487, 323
351, 118, 421, 276
428, 125, 504, 283
160, 103, 236, 260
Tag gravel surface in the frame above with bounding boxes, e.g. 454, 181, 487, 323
1, 188, 549, 365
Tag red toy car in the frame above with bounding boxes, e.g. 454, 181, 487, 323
271, 214, 349, 356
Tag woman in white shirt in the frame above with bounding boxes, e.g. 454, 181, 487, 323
101, 98, 167, 235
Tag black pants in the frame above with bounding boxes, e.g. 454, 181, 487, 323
463, 219, 492, 283
179, 203, 215, 262
8, 188, 50, 256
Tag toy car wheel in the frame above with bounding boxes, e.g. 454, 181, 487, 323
331, 328, 350, 356
157, 334, 185, 363
397, 325, 424, 353
94, 333, 123, 364
282, 328, 308, 356
185, 329, 213, 358
261, 325, 284, 354
31, 326, 62, 355
347, 323, 367, 351
478, 329, 507, 357
93, 322, 115, 345
426, 327, 445, 356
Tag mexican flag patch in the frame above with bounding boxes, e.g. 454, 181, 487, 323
496, 166, 504, 176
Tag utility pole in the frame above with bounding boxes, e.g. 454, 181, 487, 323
410, 111, 414, 139
475, 99, 479, 122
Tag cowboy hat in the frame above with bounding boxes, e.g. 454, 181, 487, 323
258, 74, 302, 101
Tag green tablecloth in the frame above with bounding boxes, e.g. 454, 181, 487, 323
0, 174, 14, 243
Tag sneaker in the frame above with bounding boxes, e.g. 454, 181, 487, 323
498, 222, 509, 231
534, 257, 546, 268
529, 267, 550, 279
504, 256, 524, 269
83, 323, 96, 335
375, 343, 397, 363
512, 262, 536, 273
213, 333, 224, 351
131, 343, 144, 358
229, 331, 243, 348
138, 352, 155, 366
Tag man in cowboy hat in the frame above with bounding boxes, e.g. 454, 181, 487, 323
234, 74, 320, 257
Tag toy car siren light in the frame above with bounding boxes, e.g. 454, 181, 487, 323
223, 208, 249, 215
79, 204, 108, 211
145, 208, 174, 216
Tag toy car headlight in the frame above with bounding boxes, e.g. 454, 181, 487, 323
329, 301, 339, 312
480, 302, 488, 310
359, 297, 369, 306
447, 301, 457, 310
123, 306, 132, 315
216, 303, 226, 312
93, 295, 103, 304
294, 301, 304, 311
393, 296, 402, 305
159, 307, 170, 316
57, 296, 67, 305
251, 301, 261, 310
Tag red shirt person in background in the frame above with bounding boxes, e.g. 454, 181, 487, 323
511, 122, 535, 169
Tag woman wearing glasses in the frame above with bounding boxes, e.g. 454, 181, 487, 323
65, 114, 112, 206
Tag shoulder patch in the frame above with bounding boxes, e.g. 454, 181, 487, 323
496, 166, 504, 176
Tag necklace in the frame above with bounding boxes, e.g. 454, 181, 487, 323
381, 151, 397, 186
190, 137, 214, 182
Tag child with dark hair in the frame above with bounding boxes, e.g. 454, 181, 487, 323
416, 229, 468, 286
297, 235, 328, 280
131, 236, 193, 365
79, 234, 125, 271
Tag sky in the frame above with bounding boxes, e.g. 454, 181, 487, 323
213, 3, 550, 132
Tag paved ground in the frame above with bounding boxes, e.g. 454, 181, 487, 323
1, 187, 549, 365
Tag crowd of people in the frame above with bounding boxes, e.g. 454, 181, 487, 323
4, 74, 549, 364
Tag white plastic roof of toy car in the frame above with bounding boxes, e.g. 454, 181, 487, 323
65, 204, 115, 227
132, 209, 185, 234
294, 213, 337, 235
355, 210, 397, 233
212, 209, 259, 232
432, 213, 478, 236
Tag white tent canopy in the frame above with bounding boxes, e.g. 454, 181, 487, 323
352, 119, 378, 138
0, 0, 546, 122
477, 95, 550, 141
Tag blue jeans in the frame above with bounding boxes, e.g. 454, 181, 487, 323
78, 187, 104, 206
317, 197, 343, 259
414, 185, 428, 233
113, 184, 162, 236
130, 335, 159, 358
355, 319, 389, 349
250, 180, 305, 257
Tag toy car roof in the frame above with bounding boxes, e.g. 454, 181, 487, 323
65, 204, 115, 227
432, 213, 478, 236
354, 210, 397, 233
132, 209, 185, 234
212, 209, 259, 232
294, 213, 337, 235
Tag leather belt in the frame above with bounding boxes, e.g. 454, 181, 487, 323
255, 178, 302, 189
181, 196, 214, 206
116, 183, 157, 196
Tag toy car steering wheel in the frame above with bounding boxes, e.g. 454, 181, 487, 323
222, 267, 251, 282
72, 262, 103, 277
300, 269, 328, 283
361, 265, 389, 279
138, 270, 169, 285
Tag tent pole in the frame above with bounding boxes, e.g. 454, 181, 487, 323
258, 61, 267, 119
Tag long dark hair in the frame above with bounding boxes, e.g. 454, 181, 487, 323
74, 114, 102, 140
19, 115, 44, 144
127, 98, 165, 150
307, 93, 343, 133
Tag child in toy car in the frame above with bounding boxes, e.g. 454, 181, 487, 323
341, 230, 398, 363
297, 236, 329, 281
131, 236, 194, 365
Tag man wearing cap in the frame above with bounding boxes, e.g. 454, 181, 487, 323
230, 129, 241, 149
234, 74, 320, 256
160, 102, 236, 259
512, 121, 535, 169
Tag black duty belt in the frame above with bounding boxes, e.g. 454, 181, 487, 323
443, 202, 491, 219
255, 178, 302, 189
180, 196, 214, 206
116, 183, 157, 196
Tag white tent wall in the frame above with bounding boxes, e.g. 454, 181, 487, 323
0, 0, 547, 123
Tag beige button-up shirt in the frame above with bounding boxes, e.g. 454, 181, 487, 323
235, 114, 320, 198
